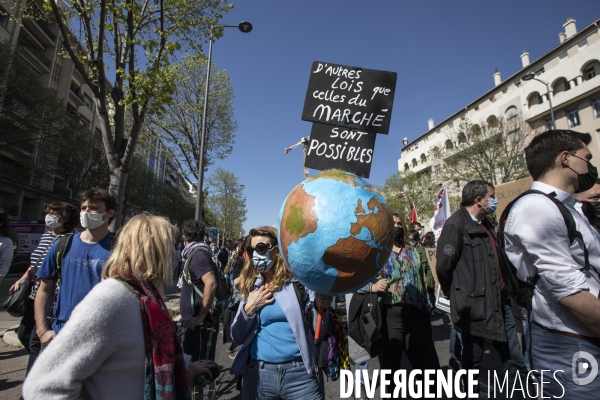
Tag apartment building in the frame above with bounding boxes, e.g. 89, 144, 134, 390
0, 0, 103, 220
399, 18, 600, 192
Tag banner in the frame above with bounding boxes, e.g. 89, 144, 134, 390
429, 185, 450, 241
495, 176, 533, 221
409, 203, 418, 224
9, 221, 46, 256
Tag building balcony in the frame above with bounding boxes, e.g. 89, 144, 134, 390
23, 1, 57, 46
0, 131, 36, 155
69, 84, 86, 104
17, 38, 51, 71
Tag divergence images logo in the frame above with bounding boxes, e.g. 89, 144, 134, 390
572, 351, 599, 386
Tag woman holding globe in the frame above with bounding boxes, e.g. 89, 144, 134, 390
230, 226, 332, 400
359, 212, 440, 394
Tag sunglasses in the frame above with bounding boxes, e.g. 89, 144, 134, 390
246, 242, 277, 257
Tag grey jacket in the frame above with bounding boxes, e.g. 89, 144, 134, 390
230, 278, 329, 375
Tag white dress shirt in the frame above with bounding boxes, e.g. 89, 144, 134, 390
504, 181, 600, 336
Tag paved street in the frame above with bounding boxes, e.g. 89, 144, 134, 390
1, 277, 506, 399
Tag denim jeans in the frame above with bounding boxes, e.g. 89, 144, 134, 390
531, 323, 600, 399
461, 297, 527, 396
242, 358, 322, 400
521, 310, 532, 369
449, 324, 463, 366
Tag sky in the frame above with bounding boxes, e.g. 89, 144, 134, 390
200, 0, 600, 234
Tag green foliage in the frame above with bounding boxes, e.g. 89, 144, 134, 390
121, 156, 195, 227
206, 167, 246, 241
31, 0, 233, 228
0, 41, 109, 201
381, 170, 439, 223
432, 114, 541, 186
145, 53, 237, 180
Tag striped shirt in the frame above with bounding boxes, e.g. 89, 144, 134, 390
29, 232, 65, 300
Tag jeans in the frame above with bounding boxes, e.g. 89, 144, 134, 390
355, 361, 368, 389
26, 326, 41, 375
521, 310, 532, 369
461, 297, 526, 396
243, 358, 322, 400
378, 304, 440, 396
449, 324, 463, 367
531, 322, 600, 399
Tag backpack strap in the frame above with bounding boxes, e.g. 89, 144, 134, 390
183, 246, 228, 317
48, 233, 74, 322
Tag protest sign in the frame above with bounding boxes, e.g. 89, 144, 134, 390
302, 61, 397, 134
9, 221, 45, 255
495, 176, 533, 221
425, 248, 438, 286
304, 123, 376, 178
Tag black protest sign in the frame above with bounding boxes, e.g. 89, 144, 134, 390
301, 61, 397, 134
304, 123, 376, 178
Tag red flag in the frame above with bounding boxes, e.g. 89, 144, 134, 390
409, 203, 418, 224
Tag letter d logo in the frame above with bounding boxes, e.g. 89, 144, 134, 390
572, 351, 599, 385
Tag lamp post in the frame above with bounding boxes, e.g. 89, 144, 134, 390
522, 72, 555, 129
195, 21, 252, 220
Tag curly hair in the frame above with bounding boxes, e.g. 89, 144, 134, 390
238, 226, 293, 298
47, 202, 79, 232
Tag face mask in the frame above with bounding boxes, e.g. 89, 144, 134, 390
80, 211, 107, 229
484, 197, 498, 215
252, 251, 274, 273
45, 215, 62, 229
417, 230, 422, 237
569, 155, 598, 194
393, 227, 404, 243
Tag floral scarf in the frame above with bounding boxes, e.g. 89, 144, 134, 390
126, 279, 191, 400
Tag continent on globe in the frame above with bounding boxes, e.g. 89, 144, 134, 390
278, 169, 394, 296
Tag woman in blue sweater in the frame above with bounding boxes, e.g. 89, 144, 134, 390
230, 226, 331, 400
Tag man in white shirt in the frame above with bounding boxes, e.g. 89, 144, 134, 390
505, 130, 600, 398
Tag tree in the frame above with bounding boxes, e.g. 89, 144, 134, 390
206, 167, 246, 241
25, 0, 232, 229
0, 41, 109, 200
145, 53, 237, 182
381, 170, 439, 223
431, 113, 543, 186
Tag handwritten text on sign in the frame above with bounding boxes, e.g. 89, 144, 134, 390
305, 123, 376, 178
301, 61, 397, 134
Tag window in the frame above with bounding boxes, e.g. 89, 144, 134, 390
579, 39, 588, 50
471, 124, 482, 137
592, 98, 600, 119
420, 154, 427, 164
528, 92, 543, 108
552, 77, 570, 95
544, 118, 554, 130
412, 158, 418, 168
0, 6, 8, 28
567, 107, 580, 128
84, 94, 92, 108
434, 165, 441, 176
559, 52, 568, 63
66, 103, 77, 115
404, 163, 409, 171
586, 66, 596, 81
535, 67, 545, 75
445, 139, 453, 150
505, 106, 518, 119
458, 133, 467, 144
516, 154, 525, 164
515, 82, 521, 88
487, 115, 498, 128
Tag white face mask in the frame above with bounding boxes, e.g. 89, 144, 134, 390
45, 215, 62, 229
80, 211, 107, 229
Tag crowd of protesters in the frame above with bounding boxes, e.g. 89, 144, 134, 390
2, 129, 600, 399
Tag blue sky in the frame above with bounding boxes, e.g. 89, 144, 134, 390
202, 1, 600, 234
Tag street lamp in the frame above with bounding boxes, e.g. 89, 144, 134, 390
522, 72, 555, 129
195, 21, 252, 220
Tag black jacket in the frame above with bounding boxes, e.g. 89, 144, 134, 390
436, 207, 506, 342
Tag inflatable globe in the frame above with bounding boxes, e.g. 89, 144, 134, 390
278, 170, 394, 296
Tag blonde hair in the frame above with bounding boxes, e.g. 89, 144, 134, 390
102, 214, 176, 287
238, 226, 293, 298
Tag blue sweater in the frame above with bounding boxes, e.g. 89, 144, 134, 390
230, 278, 329, 375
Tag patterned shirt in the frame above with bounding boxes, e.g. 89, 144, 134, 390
29, 231, 67, 300
359, 247, 432, 310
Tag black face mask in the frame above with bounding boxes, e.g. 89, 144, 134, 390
569, 155, 598, 193
393, 227, 404, 243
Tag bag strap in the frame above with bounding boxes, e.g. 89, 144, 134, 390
52, 233, 75, 286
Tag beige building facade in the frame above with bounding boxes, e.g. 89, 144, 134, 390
400, 18, 600, 190
0, 0, 103, 220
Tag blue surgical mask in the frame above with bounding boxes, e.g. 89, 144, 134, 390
485, 197, 498, 215
252, 252, 274, 273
